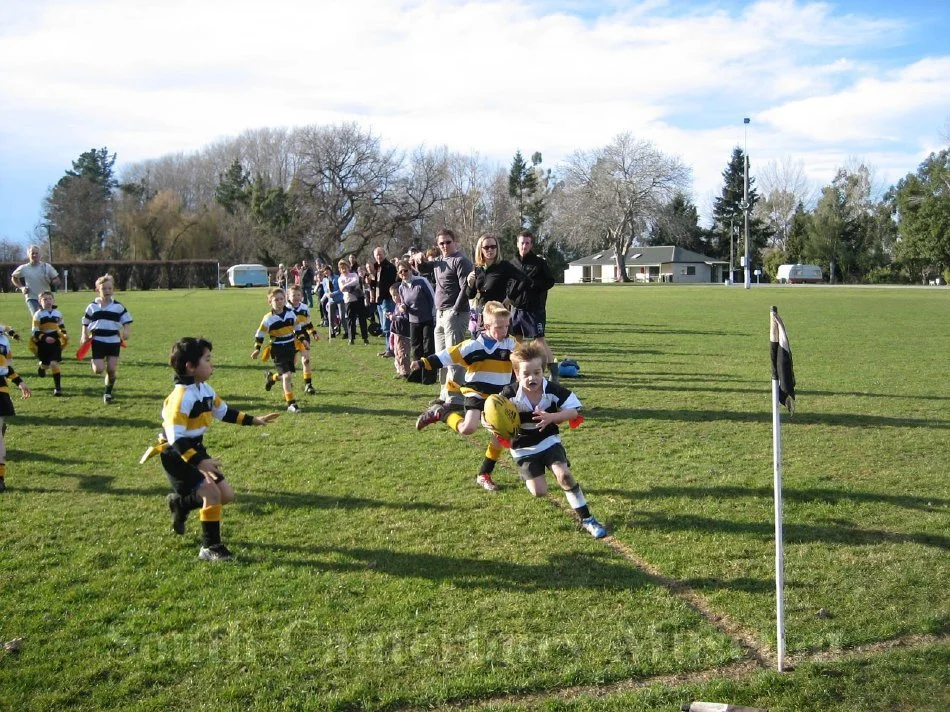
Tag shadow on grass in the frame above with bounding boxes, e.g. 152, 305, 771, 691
16, 472, 169, 497
590, 406, 950, 429
233, 541, 656, 592
625, 510, 950, 551
557, 321, 737, 337
15, 414, 156, 428
598, 484, 949, 513
238, 490, 455, 514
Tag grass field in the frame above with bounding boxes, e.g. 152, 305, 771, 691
0, 283, 947, 711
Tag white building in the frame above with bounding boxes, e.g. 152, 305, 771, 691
564, 246, 728, 284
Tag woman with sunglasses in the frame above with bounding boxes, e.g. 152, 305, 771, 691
466, 234, 529, 335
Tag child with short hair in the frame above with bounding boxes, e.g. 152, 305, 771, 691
411, 300, 515, 491
287, 284, 320, 395
500, 340, 607, 538
155, 337, 279, 560
387, 284, 411, 378
31, 290, 68, 396
79, 274, 132, 404
0, 326, 31, 492
251, 287, 302, 413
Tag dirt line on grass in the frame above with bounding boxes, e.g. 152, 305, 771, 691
465, 433, 775, 667
399, 632, 949, 711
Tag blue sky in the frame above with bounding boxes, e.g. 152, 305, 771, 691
1, 0, 948, 243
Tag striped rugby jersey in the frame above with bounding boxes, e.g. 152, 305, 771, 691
255, 308, 298, 347
81, 299, 132, 343
422, 334, 516, 400
161, 377, 253, 461
499, 380, 583, 461
32, 308, 67, 337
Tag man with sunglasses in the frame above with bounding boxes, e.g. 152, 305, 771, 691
414, 228, 473, 407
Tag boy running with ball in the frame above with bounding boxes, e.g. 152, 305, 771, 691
500, 340, 607, 538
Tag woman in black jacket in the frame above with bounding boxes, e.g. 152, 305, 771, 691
465, 234, 528, 335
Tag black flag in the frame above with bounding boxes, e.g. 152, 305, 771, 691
770, 306, 795, 415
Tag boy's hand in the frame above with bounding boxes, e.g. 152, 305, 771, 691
255, 412, 281, 425
409, 359, 421, 372
250, 348, 260, 360
532, 407, 556, 431
18, 383, 31, 399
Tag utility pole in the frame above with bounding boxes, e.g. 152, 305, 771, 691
743, 117, 751, 290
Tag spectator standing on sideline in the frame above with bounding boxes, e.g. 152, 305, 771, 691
508, 230, 558, 381
374, 246, 398, 357
414, 228, 472, 407
289, 262, 301, 287
466, 233, 528, 334
275, 264, 288, 290
11, 245, 61, 321
300, 259, 315, 307
396, 260, 437, 385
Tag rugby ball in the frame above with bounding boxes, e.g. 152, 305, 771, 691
483, 394, 520, 440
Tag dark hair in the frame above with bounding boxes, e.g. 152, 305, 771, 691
436, 228, 457, 242
169, 337, 212, 376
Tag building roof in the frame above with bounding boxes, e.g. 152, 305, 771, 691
569, 245, 726, 267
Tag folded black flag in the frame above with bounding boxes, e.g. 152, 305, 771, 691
770, 307, 796, 415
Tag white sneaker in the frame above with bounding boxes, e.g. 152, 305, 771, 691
287, 403, 301, 413
475, 473, 499, 491
103, 393, 113, 404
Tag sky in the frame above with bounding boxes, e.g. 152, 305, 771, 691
1, 0, 949, 244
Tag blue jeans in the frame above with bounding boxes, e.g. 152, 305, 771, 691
376, 297, 395, 339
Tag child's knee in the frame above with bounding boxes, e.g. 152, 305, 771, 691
525, 476, 548, 496
554, 468, 576, 490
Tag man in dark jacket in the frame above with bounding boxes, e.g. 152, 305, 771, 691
300, 259, 315, 307
508, 230, 559, 381
374, 246, 398, 357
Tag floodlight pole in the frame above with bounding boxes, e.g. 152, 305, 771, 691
743, 117, 751, 290
728, 217, 734, 285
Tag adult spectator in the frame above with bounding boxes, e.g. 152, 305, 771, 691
11, 244, 61, 320
466, 233, 528, 333
414, 229, 472, 406
396, 260, 437, 385
373, 246, 398, 357
275, 263, 288, 290
289, 262, 301, 286
508, 230, 558, 381
300, 259, 315, 307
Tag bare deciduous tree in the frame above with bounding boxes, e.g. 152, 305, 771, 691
754, 156, 816, 250
551, 133, 690, 280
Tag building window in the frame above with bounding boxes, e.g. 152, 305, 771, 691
685, 266, 696, 276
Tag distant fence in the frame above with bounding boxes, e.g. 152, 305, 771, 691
0, 260, 222, 292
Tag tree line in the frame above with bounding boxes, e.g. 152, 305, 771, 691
37, 122, 950, 284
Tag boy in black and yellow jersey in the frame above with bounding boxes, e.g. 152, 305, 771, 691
251, 287, 303, 413
0, 326, 32, 493
31, 290, 68, 396
155, 337, 279, 561
287, 284, 320, 395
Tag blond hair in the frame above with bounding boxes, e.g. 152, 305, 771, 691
95, 274, 114, 290
474, 234, 502, 267
481, 300, 511, 323
511, 340, 547, 369
267, 286, 285, 300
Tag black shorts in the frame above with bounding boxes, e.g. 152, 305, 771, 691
464, 395, 487, 412
37, 337, 63, 365
91, 341, 121, 360
511, 308, 546, 339
516, 443, 569, 480
271, 343, 297, 374
161, 445, 223, 496
0, 390, 15, 417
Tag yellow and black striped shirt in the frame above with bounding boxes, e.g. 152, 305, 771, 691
161, 377, 254, 462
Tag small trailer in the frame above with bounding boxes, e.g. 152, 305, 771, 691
776, 264, 823, 284
226, 264, 270, 287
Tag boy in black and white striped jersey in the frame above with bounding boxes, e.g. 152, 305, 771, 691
79, 274, 133, 404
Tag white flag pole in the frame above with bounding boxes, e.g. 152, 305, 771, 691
771, 310, 787, 672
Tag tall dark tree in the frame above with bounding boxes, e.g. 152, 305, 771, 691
646, 192, 708, 253
44, 147, 118, 257
711, 147, 769, 266
891, 148, 950, 281
215, 159, 252, 214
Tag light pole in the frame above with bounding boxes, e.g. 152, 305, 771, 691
743, 117, 751, 290
728, 217, 734, 285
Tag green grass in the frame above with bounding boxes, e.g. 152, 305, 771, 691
0, 284, 947, 711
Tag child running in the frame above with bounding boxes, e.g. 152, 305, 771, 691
0, 326, 31, 493
251, 287, 302, 413
499, 340, 607, 538
79, 274, 133, 404
155, 337, 279, 560
31, 290, 68, 396
287, 284, 320, 395
411, 300, 515, 491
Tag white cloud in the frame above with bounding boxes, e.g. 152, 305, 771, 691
1, 0, 948, 235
